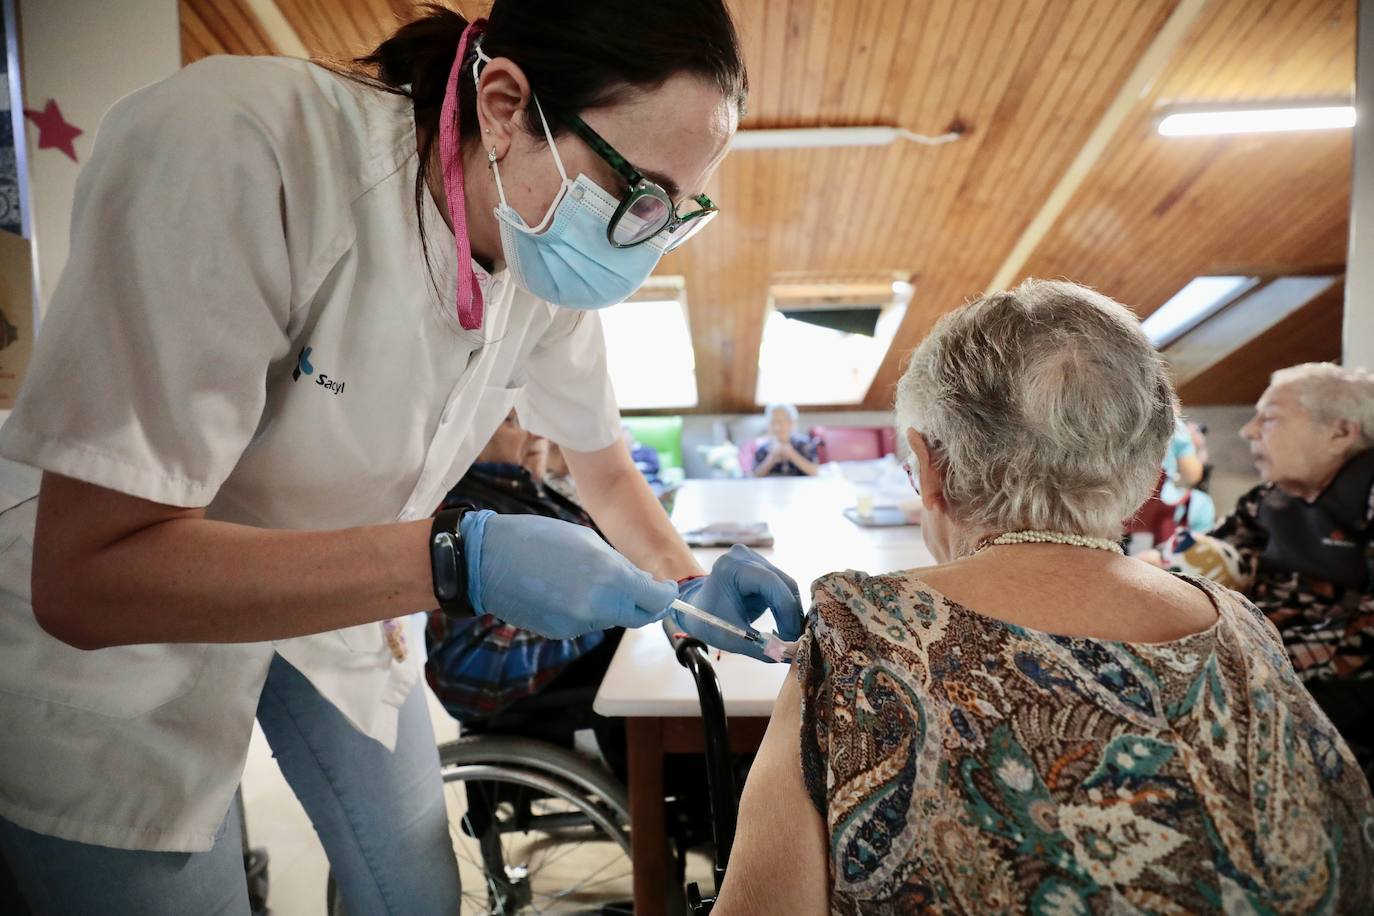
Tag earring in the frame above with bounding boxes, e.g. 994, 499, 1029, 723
488, 146, 498, 164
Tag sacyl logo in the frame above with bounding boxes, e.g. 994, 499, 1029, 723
291, 345, 346, 395
292, 346, 313, 381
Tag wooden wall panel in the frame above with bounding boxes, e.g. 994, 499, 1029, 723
181, 0, 277, 62
271, 0, 487, 61
182, 1, 490, 64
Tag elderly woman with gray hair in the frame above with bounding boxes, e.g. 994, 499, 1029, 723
712, 280, 1373, 915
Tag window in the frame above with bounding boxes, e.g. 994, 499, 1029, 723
1141, 276, 1256, 348
755, 298, 908, 406
600, 297, 699, 409
1162, 275, 1340, 387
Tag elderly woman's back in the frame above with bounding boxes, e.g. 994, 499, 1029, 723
797, 568, 1371, 911
713, 280, 1373, 915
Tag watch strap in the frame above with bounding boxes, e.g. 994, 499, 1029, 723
430, 506, 475, 619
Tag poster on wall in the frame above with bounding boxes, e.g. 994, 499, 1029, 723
0, 229, 32, 410
0, 0, 23, 236
1, 0, 33, 409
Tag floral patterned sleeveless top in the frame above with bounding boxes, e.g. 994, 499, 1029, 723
794, 570, 1374, 914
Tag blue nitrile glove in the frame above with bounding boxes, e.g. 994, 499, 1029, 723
460, 511, 677, 639
672, 545, 804, 663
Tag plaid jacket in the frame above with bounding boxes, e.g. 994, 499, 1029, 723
1209, 452, 1374, 683
424, 463, 607, 722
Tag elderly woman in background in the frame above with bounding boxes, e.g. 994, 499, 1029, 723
1155, 362, 1374, 780
713, 280, 1373, 914
753, 402, 820, 477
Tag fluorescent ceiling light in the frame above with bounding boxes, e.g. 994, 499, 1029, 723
732, 126, 962, 150
1141, 276, 1255, 347
1157, 104, 1355, 136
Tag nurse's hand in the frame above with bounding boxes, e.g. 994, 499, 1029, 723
672, 545, 804, 663
461, 511, 676, 639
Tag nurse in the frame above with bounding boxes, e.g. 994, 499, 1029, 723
0, 2, 800, 913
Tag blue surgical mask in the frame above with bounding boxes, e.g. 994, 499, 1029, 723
479, 53, 666, 309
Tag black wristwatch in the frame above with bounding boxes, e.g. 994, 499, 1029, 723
430, 506, 475, 619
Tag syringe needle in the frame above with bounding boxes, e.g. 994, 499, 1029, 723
669, 598, 765, 646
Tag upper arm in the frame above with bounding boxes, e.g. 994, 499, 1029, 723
32, 473, 203, 645
713, 673, 829, 916
562, 438, 639, 493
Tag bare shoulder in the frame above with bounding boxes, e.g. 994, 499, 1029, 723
901, 551, 1219, 643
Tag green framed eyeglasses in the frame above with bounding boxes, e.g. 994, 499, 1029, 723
561, 112, 719, 250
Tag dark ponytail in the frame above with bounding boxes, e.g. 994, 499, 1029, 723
347, 1, 747, 273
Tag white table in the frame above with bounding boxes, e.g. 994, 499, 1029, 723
596, 476, 931, 717
593, 477, 932, 914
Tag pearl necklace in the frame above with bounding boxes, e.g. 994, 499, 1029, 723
974, 529, 1124, 555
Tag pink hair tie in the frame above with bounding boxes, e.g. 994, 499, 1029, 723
438, 18, 488, 330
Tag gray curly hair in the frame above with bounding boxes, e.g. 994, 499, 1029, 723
895, 279, 1175, 540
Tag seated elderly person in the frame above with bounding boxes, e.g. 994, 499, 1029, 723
752, 402, 820, 477
425, 410, 617, 726
1154, 363, 1374, 778
712, 280, 1373, 914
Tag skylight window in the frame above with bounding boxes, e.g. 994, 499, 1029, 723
1141, 276, 1256, 348
755, 300, 907, 406
600, 298, 699, 410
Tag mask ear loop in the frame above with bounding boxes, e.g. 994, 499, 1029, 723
473, 44, 509, 213
476, 42, 573, 236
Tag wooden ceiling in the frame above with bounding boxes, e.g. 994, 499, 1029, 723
180, 0, 1355, 412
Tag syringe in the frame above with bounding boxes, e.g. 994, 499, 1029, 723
669, 598, 767, 648
668, 598, 798, 661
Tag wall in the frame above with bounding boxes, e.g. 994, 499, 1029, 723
1348, 0, 1373, 370
18, 0, 180, 314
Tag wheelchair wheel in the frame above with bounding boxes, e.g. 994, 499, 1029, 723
327, 735, 635, 915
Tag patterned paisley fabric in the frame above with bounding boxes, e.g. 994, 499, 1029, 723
795, 570, 1374, 914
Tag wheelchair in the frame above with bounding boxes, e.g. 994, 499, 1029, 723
323, 630, 741, 915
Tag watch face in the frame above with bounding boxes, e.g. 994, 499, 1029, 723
432, 531, 461, 601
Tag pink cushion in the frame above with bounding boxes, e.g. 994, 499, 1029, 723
813, 426, 895, 463
739, 438, 760, 475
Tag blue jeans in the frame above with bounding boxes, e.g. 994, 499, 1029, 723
0, 653, 461, 915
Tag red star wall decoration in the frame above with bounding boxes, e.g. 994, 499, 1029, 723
24, 99, 83, 163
